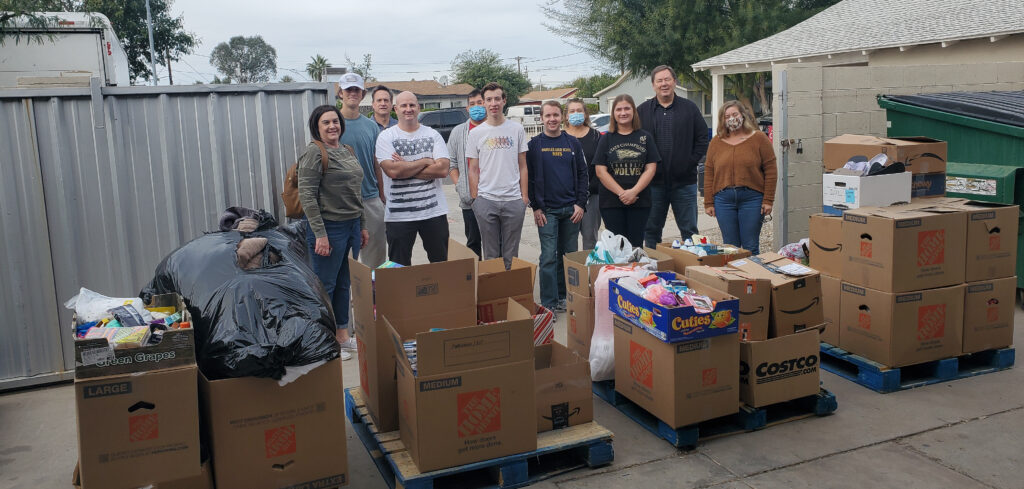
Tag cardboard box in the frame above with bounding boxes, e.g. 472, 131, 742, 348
729, 254, 824, 338
478, 257, 537, 322
534, 341, 593, 432
820, 274, 841, 346
73, 460, 213, 489
613, 316, 739, 428
610, 271, 740, 343
739, 328, 821, 407
911, 172, 947, 198
822, 171, 912, 215
684, 266, 771, 341
350, 239, 478, 432
655, 243, 753, 272
823, 134, 947, 174
963, 277, 1017, 354
75, 365, 201, 489
200, 359, 348, 489
566, 291, 596, 358
483, 299, 556, 346
839, 283, 964, 367
841, 205, 967, 292
808, 213, 844, 278
954, 201, 1019, 282
388, 300, 537, 473
562, 247, 674, 297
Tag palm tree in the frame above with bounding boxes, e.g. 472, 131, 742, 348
306, 55, 331, 82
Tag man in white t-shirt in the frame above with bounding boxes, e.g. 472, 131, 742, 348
376, 91, 452, 265
467, 82, 530, 270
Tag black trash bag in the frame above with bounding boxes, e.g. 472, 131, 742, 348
141, 212, 339, 380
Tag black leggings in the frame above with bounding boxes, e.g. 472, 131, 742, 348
600, 206, 651, 248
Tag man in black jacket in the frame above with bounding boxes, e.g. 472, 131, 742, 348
637, 65, 710, 248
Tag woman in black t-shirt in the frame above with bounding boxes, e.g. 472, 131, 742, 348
592, 94, 661, 246
564, 98, 602, 249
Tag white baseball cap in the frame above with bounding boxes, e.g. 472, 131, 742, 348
338, 72, 364, 90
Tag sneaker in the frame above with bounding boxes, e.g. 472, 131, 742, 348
340, 350, 353, 361
555, 299, 568, 313
338, 337, 358, 351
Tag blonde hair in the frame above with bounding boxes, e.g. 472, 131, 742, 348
609, 94, 640, 133
715, 100, 758, 136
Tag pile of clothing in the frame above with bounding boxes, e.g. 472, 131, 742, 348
671, 235, 744, 258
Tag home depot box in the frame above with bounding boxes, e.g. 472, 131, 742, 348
613, 316, 739, 428
75, 365, 200, 489
350, 239, 478, 432
954, 201, 1019, 282
821, 274, 841, 346
963, 277, 1016, 354
823, 134, 947, 174
535, 341, 593, 432
808, 213, 844, 278
73, 460, 213, 489
478, 257, 536, 321
822, 171, 912, 215
200, 359, 348, 489
841, 205, 966, 292
684, 266, 771, 341
655, 243, 752, 272
610, 271, 740, 343
839, 283, 964, 367
739, 328, 821, 407
562, 247, 674, 297
388, 301, 537, 473
729, 254, 824, 338
566, 291, 596, 358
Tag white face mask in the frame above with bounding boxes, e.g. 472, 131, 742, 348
725, 115, 743, 131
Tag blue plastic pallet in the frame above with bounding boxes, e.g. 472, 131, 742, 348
819, 343, 1015, 393
592, 380, 837, 449
344, 387, 614, 489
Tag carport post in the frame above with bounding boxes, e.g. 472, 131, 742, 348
711, 73, 725, 134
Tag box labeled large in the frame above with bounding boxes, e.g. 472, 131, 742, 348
610, 271, 740, 343
389, 301, 537, 473
839, 283, 964, 367
739, 328, 821, 407
684, 265, 771, 341
350, 239, 478, 432
729, 254, 824, 338
808, 213, 844, 278
200, 359, 348, 489
613, 316, 739, 428
562, 247, 673, 297
822, 171, 912, 215
820, 274, 841, 346
963, 277, 1016, 354
841, 206, 966, 292
655, 243, 752, 272
824, 134, 947, 174
478, 257, 536, 322
534, 341, 593, 432
955, 201, 1019, 282
566, 291, 596, 358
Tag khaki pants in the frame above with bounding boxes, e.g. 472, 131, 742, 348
359, 196, 386, 268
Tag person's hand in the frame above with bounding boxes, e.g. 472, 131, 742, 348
705, 205, 715, 217
534, 209, 547, 227
391, 152, 404, 162
315, 236, 331, 256
570, 204, 584, 223
618, 189, 634, 205
361, 230, 369, 248
522, 196, 530, 207
379, 194, 387, 205
761, 202, 773, 215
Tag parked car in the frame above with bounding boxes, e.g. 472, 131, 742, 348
418, 108, 468, 142
590, 113, 610, 134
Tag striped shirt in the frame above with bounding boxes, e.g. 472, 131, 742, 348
375, 124, 450, 222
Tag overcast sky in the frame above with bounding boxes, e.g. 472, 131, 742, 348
164, 0, 611, 87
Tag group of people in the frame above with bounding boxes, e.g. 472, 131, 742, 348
296, 66, 777, 360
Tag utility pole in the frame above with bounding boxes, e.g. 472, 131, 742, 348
514, 56, 524, 73
145, 0, 157, 85
165, 48, 173, 85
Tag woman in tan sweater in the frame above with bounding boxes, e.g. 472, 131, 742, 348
703, 101, 777, 254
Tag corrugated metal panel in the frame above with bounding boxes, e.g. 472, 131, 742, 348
0, 81, 332, 389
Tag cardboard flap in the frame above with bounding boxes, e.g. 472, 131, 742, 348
478, 258, 536, 302
383, 316, 413, 375
506, 298, 533, 321
415, 317, 534, 376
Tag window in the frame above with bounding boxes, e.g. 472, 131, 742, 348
451, 100, 466, 108
419, 112, 441, 125
442, 110, 466, 126
421, 102, 440, 110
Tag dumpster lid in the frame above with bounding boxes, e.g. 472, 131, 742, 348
946, 162, 1019, 179
881, 91, 1024, 129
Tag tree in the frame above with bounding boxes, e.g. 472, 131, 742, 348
210, 35, 276, 83
561, 73, 619, 99
346, 53, 373, 82
305, 54, 329, 82
450, 49, 532, 107
279, 75, 295, 83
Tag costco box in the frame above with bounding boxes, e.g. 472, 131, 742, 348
841, 205, 967, 292
963, 277, 1016, 354
821, 274, 841, 346
808, 213, 844, 278
478, 257, 536, 322
610, 271, 740, 343
684, 265, 771, 341
73, 460, 213, 489
955, 201, 1019, 282
822, 171, 912, 215
388, 300, 537, 473
350, 239, 478, 432
563, 247, 673, 297
739, 328, 821, 407
566, 291, 596, 358
839, 283, 964, 367
823, 134, 947, 174
729, 254, 824, 338
534, 341, 593, 432
655, 243, 753, 272
613, 316, 739, 428
200, 359, 348, 489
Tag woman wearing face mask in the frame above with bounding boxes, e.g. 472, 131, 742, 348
563, 98, 602, 250
704, 101, 777, 255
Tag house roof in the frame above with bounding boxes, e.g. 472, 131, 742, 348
367, 80, 475, 97
692, 0, 1024, 71
520, 87, 578, 102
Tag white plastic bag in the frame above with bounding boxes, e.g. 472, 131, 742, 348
586, 230, 655, 265
589, 264, 657, 381
64, 287, 151, 324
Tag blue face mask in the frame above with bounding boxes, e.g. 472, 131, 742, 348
568, 112, 585, 126
469, 105, 486, 122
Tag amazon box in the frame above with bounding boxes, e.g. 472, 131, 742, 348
610, 271, 740, 343
740, 328, 821, 407
821, 274, 841, 346
824, 134, 947, 174
729, 254, 824, 338
389, 300, 537, 473
566, 291, 596, 358
478, 257, 537, 322
656, 243, 752, 272
613, 316, 739, 428
839, 283, 963, 367
534, 341, 593, 432
953, 201, 1018, 282
563, 247, 674, 297
963, 277, 1016, 354
841, 205, 966, 293
808, 213, 844, 277
684, 266, 771, 341
350, 239, 478, 432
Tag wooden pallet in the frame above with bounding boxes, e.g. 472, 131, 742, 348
592, 380, 837, 449
819, 343, 1016, 393
344, 387, 614, 489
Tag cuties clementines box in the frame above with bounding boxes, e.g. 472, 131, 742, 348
609, 272, 739, 343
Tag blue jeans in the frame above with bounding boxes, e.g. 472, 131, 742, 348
305, 218, 361, 331
644, 183, 699, 248
713, 186, 764, 255
537, 206, 580, 308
